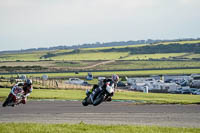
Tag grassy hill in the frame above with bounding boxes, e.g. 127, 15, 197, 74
1, 40, 200, 61
0, 40, 200, 76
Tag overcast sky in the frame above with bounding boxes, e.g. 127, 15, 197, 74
0, 0, 200, 51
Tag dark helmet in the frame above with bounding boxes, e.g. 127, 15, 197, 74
26, 79, 32, 86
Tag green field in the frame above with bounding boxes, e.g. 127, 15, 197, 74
1, 69, 200, 79
2, 60, 200, 69
94, 60, 200, 70
0, 52, 45, 61
54, 61, 96, 67
155, 40, 200, 45
0, 123, 199, 133
52, 52, 129, 60
0, 51, 197, 61
52, 52, 199, 61
1, 88, 200, 104
122, 53, 187, 60
0, 39, 200, 62
184, 54, 200, 59
82, 44, 147, 51
52, 52, 198, 61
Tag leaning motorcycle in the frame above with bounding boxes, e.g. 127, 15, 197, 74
2, 85, 24, 107
82, 81, 115, 106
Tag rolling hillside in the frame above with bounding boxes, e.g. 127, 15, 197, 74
0, 40, 199, 61
0, 40, 200, 75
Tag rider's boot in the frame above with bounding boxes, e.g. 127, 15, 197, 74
105, 97, 112, 102
86, 89, 91, 96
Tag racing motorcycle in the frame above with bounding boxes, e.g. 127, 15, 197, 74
2, 85, 24, 107
82, 81, 115, 106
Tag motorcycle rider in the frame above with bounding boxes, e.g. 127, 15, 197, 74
16, 79, 33, 104
87, 74, 119, 102
101, 74, 119, 89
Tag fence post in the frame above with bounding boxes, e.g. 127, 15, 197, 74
56, 81, 58, 88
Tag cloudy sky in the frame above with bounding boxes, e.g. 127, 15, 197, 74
0, 0, 200, 51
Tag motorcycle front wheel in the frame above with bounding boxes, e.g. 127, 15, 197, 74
82, 97, 89, 106
2, 95, 13, 107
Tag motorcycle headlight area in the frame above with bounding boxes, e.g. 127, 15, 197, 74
106, 85, 114, 94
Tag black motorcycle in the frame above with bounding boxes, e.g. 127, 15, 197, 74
82, 81, 115, 106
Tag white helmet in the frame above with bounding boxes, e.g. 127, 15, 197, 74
112, 74, 119, 83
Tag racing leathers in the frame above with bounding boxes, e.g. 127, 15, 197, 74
88, 78, 117, 102
16, 82, 33, 104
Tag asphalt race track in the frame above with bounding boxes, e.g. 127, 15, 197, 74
0, 100, 200, 128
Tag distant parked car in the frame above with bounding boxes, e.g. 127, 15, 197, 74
86, 72, 93, 80
98, 77, 106, 86
82, 81, 89, 86
181, 89, 191, 94
66, 78, 85, 85
15, 75, 27, 82
98, 77, 105, 81
117, 81, 126, 87
42, 75, 48, 80
192, 89, 200, 95
190, 88, 198, 94
189, 74, 200, 88
75, 71, 79, 74
169, 88, 182, 94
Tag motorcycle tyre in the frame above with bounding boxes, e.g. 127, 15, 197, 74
2, 95, 13, 107
82, 97, 89, 106
93, 93, 104, 106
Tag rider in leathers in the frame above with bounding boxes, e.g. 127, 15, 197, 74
15, 79, 33, 104
88, 74, 119, 102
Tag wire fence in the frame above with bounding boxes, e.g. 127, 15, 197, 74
0, 77, 92, 90
32, 77, 92, 90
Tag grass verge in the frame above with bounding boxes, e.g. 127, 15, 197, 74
1, 88, 200, 104
0, 122, 200, 133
